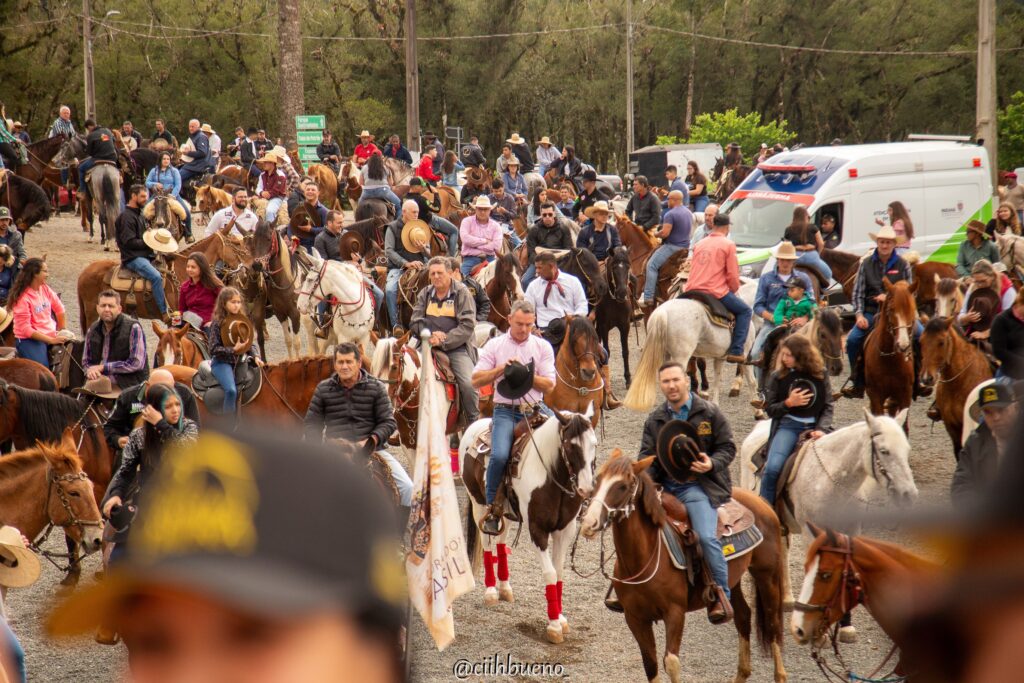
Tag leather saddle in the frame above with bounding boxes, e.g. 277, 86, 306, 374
795, 263, 830, 290
677, 290, 734, 328
659, 494, 764, 577
466, 407, 549, 520
750, 431, 816, 534
185, 327, 212, 361
191, 358, 263, 412
83, 158, 117, 184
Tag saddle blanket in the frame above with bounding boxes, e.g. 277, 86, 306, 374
107, 266, 153, 293
662, 521, 764, 572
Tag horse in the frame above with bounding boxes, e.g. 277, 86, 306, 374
152, 321, 206, 369
994, 229, 1024, 282
545, 316, 606, 427
934, 276, 964, 318
0, 172, 52, 234
864, 279, 919, 420
239, 219, 303, 359
913, 262, 957, 317
0, 378, 90, 449
0, 359, 58, 391
306, 162, 340, 210
482, 252, 522, 332
295, 249, 375, 355
13, 135, 66, 188
142, 192, 185, 240
760, 308, 845, 380
0, 434, 104, 566
918, 317, 993, 454
116, 147, 161, 192
382, 157, 415, 191
616, 214, 689, 308
355, 196, 393, 222
595, 246, 635, 386
338, 159, 363, 207
712, 159, 753, 202
555, 248, 607, 311
55, 135, 121, 249
624, 280, 759, 409
195, 184, 232, 217
739, 409, 918, 624
460, 404, 597, 644
791, 525, 938, 680
578, 451, 788, 683
820, 249, 861, 303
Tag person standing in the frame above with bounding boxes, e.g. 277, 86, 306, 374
625, 175, 662, 230
638, 190, 691, 308
952, 382, 1018, 503
524, 252, 588, 330
459, 196, 503, 277
8, 258, 70, 367
1003, 172, 1024, 224
116, 185, 173, 322
524, 202, 573, 287
178, 119, 211, 187
82, 290, 149, 390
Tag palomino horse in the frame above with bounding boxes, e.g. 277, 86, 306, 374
624, 280, 759, 409
864, 279, 919, 420
460, 404, 597, 644
595, 246, 634, 386
296, 250, 375, 354
919, 317, 993, 454
239, 219, 303, 359
792, 525, 937, 680
0, 434, 104, 563
739, 409, 918, 624
152, 321, 206, 369
545, 316, 606, 427
579, 451, 788, 683
55, 136, 121, 249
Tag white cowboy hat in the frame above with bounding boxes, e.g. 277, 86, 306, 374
200, 123, 215, 134
506, 133, 526, 145
359, 130, 372, 138
400, 219, 431, 253
270, 145, 292, 165
143, 227, 179, 254
584, 200, 612, 219
539, 136, 552, 145
0, 525, 41, 588
0, 306, 13, 334
472, 196, 494, 210
868, 225, 907, 244
772, 241, 798, 260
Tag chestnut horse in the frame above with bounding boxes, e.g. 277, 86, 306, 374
821, 249, 861, 304
580, 452, 788, 683
545, 316, 605, 427
792, 525, 937, 680
152, 321, 206, 369
0, 359, 58, 392
864, 279, 919, 420
919, 317, 993, 454
306, 162, 340, 210
237, 219, 303, 359
484, 252, 521, 332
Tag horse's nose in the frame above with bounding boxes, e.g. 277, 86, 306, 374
581, 368, 596, 382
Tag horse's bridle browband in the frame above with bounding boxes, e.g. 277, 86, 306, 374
792, 533, 863, 623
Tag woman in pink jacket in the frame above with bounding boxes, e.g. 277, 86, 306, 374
9, 258, 71, 367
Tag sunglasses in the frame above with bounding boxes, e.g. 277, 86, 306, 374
541, 213, 555, 218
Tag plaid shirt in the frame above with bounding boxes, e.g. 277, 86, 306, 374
82, 320, 148, 377
49, 117, 76, 139
0, 119, 17, 144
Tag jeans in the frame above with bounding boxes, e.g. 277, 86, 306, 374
178, 167, 203, 187
673, 482, 730, 599
795, 250, 832, 280
500, 223, 523, 249
16, 338, 50, 367
720, 291, 753, 356
264, 197, 284, 225
846, 312, 923, 386
751, 321, 776, 383
460, 254, 493, 278
124, 257, 168, 314
486, 403, 553, 504
643, 243, 685, 299
386, 268, 404, 328
430, 215, 460, 256
77, 157, 96, 194
692, 195, 709, 213
377, 450, 413, 506
522, 263, 538, 289
210, 359, 238, 414
1, 620, 26, 683
366, 278, 384, 314
360, 186, 402, 216
760, 417, 808, 504
60, 167, 70, 186
446, 348, 480, 424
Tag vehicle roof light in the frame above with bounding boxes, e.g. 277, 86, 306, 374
848, 168, 858, 178
757, 163, 816, 173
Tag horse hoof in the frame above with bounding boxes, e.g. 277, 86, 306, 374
545, 622, 564, 644
838, 625, 858, 643
729, 388, 740, 398
483, 587, 499, 606
559, 614, 569, 636
498, 583, 514, 603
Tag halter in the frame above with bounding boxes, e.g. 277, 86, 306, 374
299, 261, 374, 332
30, 466, 103, 572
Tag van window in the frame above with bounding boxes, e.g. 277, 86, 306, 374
815, 203, 843, 248
723, 196, 803, 248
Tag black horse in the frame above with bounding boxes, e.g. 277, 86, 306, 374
595, 246, 634, 386
0, 173, 51, 235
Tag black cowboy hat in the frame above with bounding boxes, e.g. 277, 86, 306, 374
780, 372, 828, 420
966, 287, 1001, 332
541, 317, 567, 349
496, 360, 535, 401
656, 420, 703, 483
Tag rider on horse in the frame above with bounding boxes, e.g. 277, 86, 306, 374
624, 175, 662, 231
117, 185, 175, 323
406, 177, 460, 257
637, 190, 691, 310
573, 169, 614, 223
354, 131, 382, 167
83, 290, 149, 390
384, 201, 429, 335
524, 201, 573, 288
459, 196, 503, 278
77, 119, 118, 200
749, 242, 813, 386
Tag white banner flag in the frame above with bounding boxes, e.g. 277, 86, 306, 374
406, 334, 475, 650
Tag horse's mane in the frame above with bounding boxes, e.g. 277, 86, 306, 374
536, 411, 592, 474
0, 442, 82, 481
853, 536, 937, 572
599, 455, 666, 526
0, 383, 85, 443
566, 315, 601, 349
936, 277, 960, 298
265, 355, 334, 373
923, 316, 952, 335
370, 338, 396, 377
816, 307, 842, 336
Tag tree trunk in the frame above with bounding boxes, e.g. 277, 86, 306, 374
277, 0, 304, 148
683, 12, 696, 139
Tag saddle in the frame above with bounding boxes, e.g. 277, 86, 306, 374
466, 407, 550, 520
184, 327, 212, 361
795, 263, 830, 290
83, 159, 117, 185
191, 358, 263, 413
48, 340, 80, 391
659, 494, 764, 580
750, 431, 817, 534
677, 290, 734, 328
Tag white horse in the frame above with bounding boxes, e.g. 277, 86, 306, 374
995, 229, 1024, 277
459, 404, 597, 644
296, 249, 375, 354
738, 409, 918, 639
624, 279, 759, 409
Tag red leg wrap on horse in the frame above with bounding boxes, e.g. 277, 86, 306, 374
483, 551, 496, 587
497, 543, 510, 581
556, 580, 563, 615
545, 584, 559, 621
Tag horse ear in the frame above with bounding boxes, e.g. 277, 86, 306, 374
175, 325, 190, 337
882, 278, 893, 291
933, 272, 941, 285
944, 316, 955, 329
862, 407, 878, 431
60, 428, 76, 452
633, 456, 655, 474
553, 410, 570, 426
894, 408, 910, 427
806, 521, 825, 539
152, 320, 166, 336
909, 279, 919, 294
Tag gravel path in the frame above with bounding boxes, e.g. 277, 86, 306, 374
8, 213, 956, 682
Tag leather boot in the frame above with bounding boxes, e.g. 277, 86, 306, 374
601, 366, 622, 410
840, 353, 866, 399
480, 504, 504, 536
604, 582, 624, 613
707, 586, 734, 625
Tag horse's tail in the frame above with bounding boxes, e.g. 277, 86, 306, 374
99, 169, 119, 234
465, 499, 482, 576
624, 308, 669, 411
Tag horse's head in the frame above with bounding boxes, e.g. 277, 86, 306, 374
551, 404, 598, 498
812, 308, 844, 376
934, 276, 963, 319
53, 138, 81, 168
862, 408, 918, 507
41, 433, 103, 553
881, 279, 918, 354
561, 315, 601, 384
607, 246, 631, 301
712, 157, 725, 182
152, 320, 188, 367
580, 449, 662, 538
792, 523, 856, 645
918, 316, 958, 388
995, 230, 1024, 273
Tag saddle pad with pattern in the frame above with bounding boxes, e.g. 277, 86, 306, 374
105, 266, 152, 293
662, 521, 764, 572
677, 290, 734, 329
660, 494, 763, 571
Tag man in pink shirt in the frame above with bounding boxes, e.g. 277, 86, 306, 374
684, 213, 751, 363
459, 195, 503, 277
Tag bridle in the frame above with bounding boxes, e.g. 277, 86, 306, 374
30, 466, 102, 571
808, 428, 898, 505
926, 326, 979, 386
877, 296, 914, 361
554, 330, 604, 398
299, 261, 374, 332
605, 255, 630, 303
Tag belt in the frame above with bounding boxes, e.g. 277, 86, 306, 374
494, 402, 539, 413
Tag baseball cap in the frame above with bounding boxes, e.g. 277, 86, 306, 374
48, 429, 405, 636
0, 207, 11, 220
408, 177, 425, 187
969, 381, 1019, 421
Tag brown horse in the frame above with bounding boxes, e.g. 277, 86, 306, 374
792, 525, 938, 680
595, 246, 634, 386
152, 321, 206, 369
14, 135, 66, 189
484, 252, 520, 332
0, 434, 104, 560
544, 316, 605, 427
0, 379, 90, 449
0, 358, 58, 391
306, 162, 340, 210
580, 452, 788, 683
821, 249, 861, 304
238, 219, 303, 359
615, 214, 687, 308
913, 262, 958, 317
864, 279, 919, 421
0, 171, 52, 234
919, 317, 993, 454
712, 159, 753, 202
195, 184, 232, 216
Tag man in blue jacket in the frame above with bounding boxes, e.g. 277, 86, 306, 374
750, 242, 813, 373
382, 134, 413, 165
178, 119, 210, 187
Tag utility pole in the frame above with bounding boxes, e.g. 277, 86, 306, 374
82, 0, 96, 121
977, 0, 997, 190
625, 0, 634, 157
405, 0, 421, 153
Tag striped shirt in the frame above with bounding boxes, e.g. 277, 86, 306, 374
49, 117, 76, 139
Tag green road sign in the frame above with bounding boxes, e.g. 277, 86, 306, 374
295, 115, 325, 130
296, 130, 323, 146
298, 147, 320, 162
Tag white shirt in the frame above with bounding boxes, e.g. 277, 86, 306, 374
525, 270, 588, 328
209, 133, 222, 156
207, 205, 259, 238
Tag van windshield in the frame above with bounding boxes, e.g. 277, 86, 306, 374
722, 197, 805, 248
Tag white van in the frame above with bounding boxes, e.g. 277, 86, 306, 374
721, 141, 994, 274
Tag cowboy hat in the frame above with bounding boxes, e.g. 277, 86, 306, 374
256, 154, 279, 166
200, 123, 215, 134
496, 360, 535, 401
868, 225, 907, 244
221, 313, 255, 350
143, 228, 179, 254
465, 167, 487, 185
772, 241, 799, 260
506, 157, 520, 166
270, 145, 290, 164
358, 130, 372, 138
472, 195, 494, 210
506, 133, 526, 145
964, 287, 1001, 332
584, 200, 612, 219
12, 121, 23, 129
0, 244, 13, 268
0, 307, 12, 334
74, 376, 122, 400
0, 525, 41, 588
655, 420, 703, 483
539, 136, 552, 145
338, 231, 364, 260
966, 219, 990, 240
400, 219, 431, 253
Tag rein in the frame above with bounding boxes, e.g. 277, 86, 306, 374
30, 467, 102, 572
875, 298, 914, 361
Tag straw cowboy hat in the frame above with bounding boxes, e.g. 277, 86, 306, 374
966, 219, 990, 240
868, 224, 907, 244
772, 241, 799, 260
0, 244, 13, 268
584, 200, 613, 219
200, 123, 215, 134
0, 306, 13, 334
465, 167, 487, 185
539, 136, 553, 146
256, 154, 279, 166
472, 195, 494, 210
141, 197, 187, 222
143, 227, 179, 254
74, 376, 122, 400
506, 133, 526, 145
506, 157, 520, 166
221, 313, 255, 350
359, 130, 373, 139
269, 145, 292, 165
0, 525, 41, 588
655, 420, 703, 483
401, 220, 431, 253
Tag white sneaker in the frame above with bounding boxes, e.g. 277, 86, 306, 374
636, 295, 648, 306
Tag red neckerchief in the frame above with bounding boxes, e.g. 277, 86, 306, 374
543, 275, 565, 306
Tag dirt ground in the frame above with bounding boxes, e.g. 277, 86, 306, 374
8, 212, 958, 682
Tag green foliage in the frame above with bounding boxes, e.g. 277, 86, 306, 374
689, 109, 797, 154
998, 92, 1024, 171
